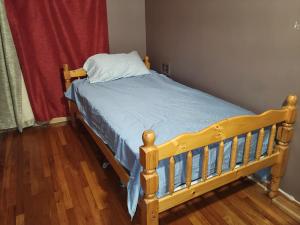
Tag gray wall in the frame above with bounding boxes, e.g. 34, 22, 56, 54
146, 0, 300, 200
107, 0, 146, 56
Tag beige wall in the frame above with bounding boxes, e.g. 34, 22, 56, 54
146, 0, 300, 200
107, 0, 146, 56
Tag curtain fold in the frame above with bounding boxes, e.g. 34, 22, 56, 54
5, 0, 109, 121
0, 0, 34, 131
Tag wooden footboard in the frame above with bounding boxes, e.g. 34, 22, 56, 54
139, 95, 297, 225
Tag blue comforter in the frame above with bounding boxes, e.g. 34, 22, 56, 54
65, 71, 269, 218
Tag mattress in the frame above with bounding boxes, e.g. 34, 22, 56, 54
65, 70, 269, 218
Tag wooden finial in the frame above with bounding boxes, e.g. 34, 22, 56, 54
63, 63, 69, 71
286, 95, 298, 107
144, 56, 151, 69
283, 95, 298, 124
142, 130, 155, 147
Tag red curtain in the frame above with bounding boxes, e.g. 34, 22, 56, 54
5, 0, 109, 121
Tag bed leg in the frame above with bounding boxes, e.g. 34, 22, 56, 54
70, 112, 77, 128
68, 101, 77, 128
141, 199, 159, 225
140, 130, 159, 225
269, 146, 288, 198
269, 95, 297, 198
63, 64, 77, 128
71, 116, 77, 128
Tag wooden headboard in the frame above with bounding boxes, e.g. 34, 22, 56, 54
63, 56, 151, 90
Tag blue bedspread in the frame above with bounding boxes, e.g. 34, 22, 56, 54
65, 71, 269, 218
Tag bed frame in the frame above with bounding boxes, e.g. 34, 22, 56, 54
63, 57, 297, 225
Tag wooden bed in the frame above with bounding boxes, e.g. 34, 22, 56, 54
63, 57, 297, 225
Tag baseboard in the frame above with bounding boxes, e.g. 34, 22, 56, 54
272, 195, 300, 222
34, 116, 70, 127
248, 176, 300, 222
0, 127, 17, 134
0, 117, 68, 132
49, 117, 70, 124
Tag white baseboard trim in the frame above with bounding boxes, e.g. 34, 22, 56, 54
278, 189, 300, 206
34, 117, 70, 127
247, 175, 268, 190
248, 175, 300, 222
248, 175, 300, 205
49, 117, 70, 124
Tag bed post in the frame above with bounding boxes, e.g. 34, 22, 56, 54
63, 64, 71, 89
269, 95, 298, 198
144, 56, 151, 70
140, 130, 159, 225
63, 64, 77, 128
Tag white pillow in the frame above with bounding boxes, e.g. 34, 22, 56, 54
83, 51, 150, 83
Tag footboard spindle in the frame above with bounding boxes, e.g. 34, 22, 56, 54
202, 146, 209, 181
230, 136, 238, 170
186, 151, 193, 188
243, 132, 252, 165
217, 141, 224, 175
256, 128, 265, 160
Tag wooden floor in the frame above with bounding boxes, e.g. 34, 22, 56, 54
0, 123, 298, 225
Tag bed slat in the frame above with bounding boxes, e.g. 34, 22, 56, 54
230, 136, 238, 170
267, 124, 277, 156
256, 128, 265, 160
169, 157, 175, 194
217, 141, 224, 176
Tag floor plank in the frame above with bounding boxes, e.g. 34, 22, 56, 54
0, 123, 298, 225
